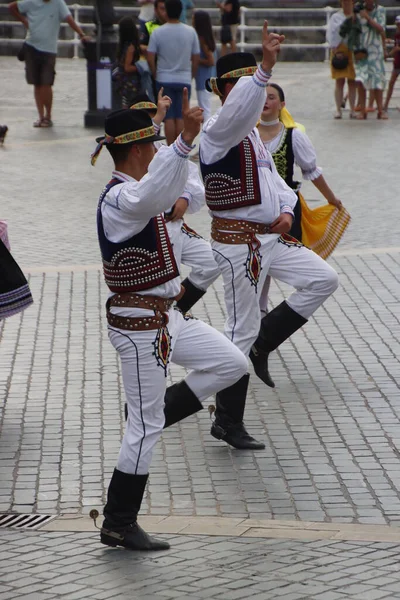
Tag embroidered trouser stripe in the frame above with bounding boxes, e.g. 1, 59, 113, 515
107, 308, 248, 475
211, 235, 338, 357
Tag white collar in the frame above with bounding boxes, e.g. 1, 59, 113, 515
112, 170, 135, 182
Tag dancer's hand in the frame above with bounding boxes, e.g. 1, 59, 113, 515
170, 198, 189, 221
181, 88, 203, 146
269, 213, 293, 234
261, 20, 285, 73
328, 197, 343, 209
154, 87, 172, 126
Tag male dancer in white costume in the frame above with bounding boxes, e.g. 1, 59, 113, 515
130, 93, 220, 314
93, 95, 247, 550
199, 22, 339, 450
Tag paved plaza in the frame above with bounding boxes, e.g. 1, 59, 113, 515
0, 57, 400, 599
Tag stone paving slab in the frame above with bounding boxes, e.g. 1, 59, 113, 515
0, 247, 400, 525
2, 529, 400, 600
42, 513, 400, 543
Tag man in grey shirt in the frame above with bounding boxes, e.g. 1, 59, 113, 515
8, 0, 87, 127
147, 0, 200, 144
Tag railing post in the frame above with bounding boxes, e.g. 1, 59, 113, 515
73, 4, 79, 59
325, 6, 332, 62
240, 6, 246, 53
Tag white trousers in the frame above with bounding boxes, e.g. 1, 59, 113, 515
180, 224, 220, 291
212, 234, 339, 356
108, 308, 247, 475
196, 89, 213, 123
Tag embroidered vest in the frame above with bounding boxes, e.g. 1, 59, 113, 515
271, 127, 300, 191
199, 137, 261, 211
97, 179, 179, 293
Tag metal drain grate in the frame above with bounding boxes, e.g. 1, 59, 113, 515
0, 513, 57, 530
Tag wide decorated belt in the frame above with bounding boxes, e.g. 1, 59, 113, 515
211, 217, 271, 246
106, 290, 183, 331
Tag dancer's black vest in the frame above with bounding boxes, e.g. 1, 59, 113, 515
270, 127, 300, 192
200, 137, 262, 211
97, 179, 179, 293
271, 127, 302, 241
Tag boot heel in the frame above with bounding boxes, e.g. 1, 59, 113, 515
101, 534, 118, 547
100, 530, 123, 547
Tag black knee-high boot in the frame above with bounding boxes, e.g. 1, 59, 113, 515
249, 301, 307, 388
163, 380, 203, 427
101, 469, 169, 550
211, 374, 265, 450
175, 278, 206, 314
125, 380, 203, 425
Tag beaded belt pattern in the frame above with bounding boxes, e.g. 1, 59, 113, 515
106, 292, 174, 331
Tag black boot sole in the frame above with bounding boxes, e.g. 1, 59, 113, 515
210, 424, 266, 450
100, 531, 170, 551
249, 347, 275, 388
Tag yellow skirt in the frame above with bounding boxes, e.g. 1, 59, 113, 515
299, 193, 351, 260
330, 43, 355, 80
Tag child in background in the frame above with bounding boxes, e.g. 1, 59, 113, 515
193, 10, 216, 122
114, 16, 141, 108
383, 15, 400, 113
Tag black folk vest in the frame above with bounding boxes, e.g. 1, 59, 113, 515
97, 179, 179, 293
200, 137, 262, 211
270, 127, 300, 191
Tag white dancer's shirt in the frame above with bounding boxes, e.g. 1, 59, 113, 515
199, 66, 297, 225
101, 136, 193, 300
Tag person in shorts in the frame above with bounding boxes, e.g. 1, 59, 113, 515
383, 15, 400, 112
217, 0, 240, 56
8, 0, 87, 127
147, 0, 200, 145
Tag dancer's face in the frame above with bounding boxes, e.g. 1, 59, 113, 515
261, 86, 284, 121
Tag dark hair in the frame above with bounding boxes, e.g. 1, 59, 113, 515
117, 16, 140, 63
193, 10, 216, 53
106, 143, 135, 163
268, 83, 285, 102
154, 0, 165, 9
165, 0, 182, 19
218, 78, 238, 97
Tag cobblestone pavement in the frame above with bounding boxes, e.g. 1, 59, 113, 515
3, 530, 400, 600
1, 57, 400, 598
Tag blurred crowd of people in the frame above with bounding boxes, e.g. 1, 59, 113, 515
327, 0, 400, 120
112, 0, 240, 144
6, 0, 241, 136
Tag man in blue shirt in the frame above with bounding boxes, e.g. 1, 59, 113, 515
8, 0, 88, 127
147, 0, 200, 145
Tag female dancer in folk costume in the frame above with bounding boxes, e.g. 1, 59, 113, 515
257, 83, 350, 320
130, 92, 220, 314
259, 83, 350, 256
0, 221, 33, 321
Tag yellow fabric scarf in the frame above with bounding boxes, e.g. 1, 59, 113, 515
275, 108, 351, 258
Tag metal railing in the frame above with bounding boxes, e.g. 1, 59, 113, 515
0, 4, 399, 61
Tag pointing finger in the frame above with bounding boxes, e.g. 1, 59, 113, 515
158, 86, 164, 101
182, 87, 189, 113
263, 20, 269, 38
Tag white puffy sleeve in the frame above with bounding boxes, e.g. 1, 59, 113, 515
102, 136, 193, 243
292, 128, 322, 181
180, 161, 205, 215
200, 66, 271, 165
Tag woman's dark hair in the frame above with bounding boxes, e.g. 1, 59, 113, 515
165, 0, 182, 19
117, 16, 140, 63
193, 10, 216, 53
268, 83, 285, 102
